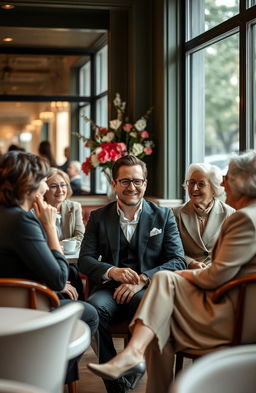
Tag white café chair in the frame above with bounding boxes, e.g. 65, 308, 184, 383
171, 344, 256, 393
0, 302, 88, 393
0, 379, 47, 393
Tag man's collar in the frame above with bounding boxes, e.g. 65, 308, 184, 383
117, 199, 144, 222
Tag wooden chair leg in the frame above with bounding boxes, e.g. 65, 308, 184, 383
68, 381, 77, 393
175, 353, 184, 376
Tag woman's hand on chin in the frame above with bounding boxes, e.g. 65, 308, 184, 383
33, 195, 57, 228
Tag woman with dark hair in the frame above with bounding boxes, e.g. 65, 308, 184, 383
38, 140, 57, 167
0, 151, 98, 386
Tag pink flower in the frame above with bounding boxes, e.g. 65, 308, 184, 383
116, 142, 127, 152
123, 123, 133, 132
144, 147, 153, 155
97, 149, 110, 163
109, 148, 121, 161
141, 130, 149, 139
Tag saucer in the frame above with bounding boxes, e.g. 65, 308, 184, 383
64, 249, 77, 255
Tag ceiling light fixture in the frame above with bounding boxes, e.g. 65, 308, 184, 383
51, 101, 69, 112
39, 111, 54, 121
1, 4, 15, 9
2, 37, 13, 42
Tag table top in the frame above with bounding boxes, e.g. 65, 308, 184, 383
0, 379, 47, 393
0, 307, 91, 360
0, 307, 46, 327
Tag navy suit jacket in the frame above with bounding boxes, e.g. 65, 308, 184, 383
78, 200, 186, 288
0, 205, 68, 291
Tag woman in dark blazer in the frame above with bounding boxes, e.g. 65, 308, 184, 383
0, 151, 98, 385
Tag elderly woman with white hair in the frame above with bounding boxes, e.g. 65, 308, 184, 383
172, 163, 235, 269
87, 151, 256, 393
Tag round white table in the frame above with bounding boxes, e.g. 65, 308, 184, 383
0, 307, 91, 360
0, 379, 47, 393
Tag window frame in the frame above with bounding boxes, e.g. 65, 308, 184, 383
181, 1, 256, 174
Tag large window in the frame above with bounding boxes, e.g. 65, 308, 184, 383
78, 44, 108, 194
184, 0, 256, 174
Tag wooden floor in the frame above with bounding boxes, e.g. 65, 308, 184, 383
65, 339, 192, 393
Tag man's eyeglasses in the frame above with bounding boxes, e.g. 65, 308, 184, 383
117, 178, 145, 188
186, 180, 209, 189
49, 183, 68, 190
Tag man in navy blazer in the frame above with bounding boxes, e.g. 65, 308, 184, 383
78, 155, 186, 393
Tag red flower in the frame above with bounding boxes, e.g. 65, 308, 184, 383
97, 149, 110, 163
82, 157, 93, 175
98, 127, 108, 134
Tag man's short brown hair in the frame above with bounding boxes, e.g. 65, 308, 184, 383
112, 154, 147, 180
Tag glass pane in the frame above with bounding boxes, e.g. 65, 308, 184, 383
79, 61, 91, 96
79, 104, 91, 192
187, 0, 239, 40
0, 101, 70, 161
189, 33, 239, 174
95, 95, 108, 193
96, 45, 108, 95
0, 54, 91, 96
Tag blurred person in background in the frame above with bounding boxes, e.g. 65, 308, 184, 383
67, 160, 82, 196
58, 146, 71, 173
38, 140, 57, 167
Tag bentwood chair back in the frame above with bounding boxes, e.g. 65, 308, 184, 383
175, 273, 256, 375
172, 344, 256, 393
0, 278, 60, 310
0, 302, 83, 393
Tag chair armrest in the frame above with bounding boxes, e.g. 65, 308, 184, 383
212, 273, 256, 345
79, 273, 91, 300
212, 273, 256, 303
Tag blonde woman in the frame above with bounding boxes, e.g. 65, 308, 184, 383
44, 167, 85, 248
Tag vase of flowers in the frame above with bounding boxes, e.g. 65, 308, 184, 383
73, 93, 154, 195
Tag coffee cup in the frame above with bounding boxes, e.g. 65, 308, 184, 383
62, 239, 77, 254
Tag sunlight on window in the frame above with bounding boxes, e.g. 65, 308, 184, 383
188, 0, 239, 40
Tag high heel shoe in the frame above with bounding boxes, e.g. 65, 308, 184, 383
87, 361, 146, 381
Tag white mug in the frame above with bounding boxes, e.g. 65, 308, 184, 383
62, 239, 77, 253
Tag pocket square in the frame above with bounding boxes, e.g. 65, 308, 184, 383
150, 227, 162, 237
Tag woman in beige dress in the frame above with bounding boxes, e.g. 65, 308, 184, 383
173, 163, 235, 269
87, 150, 256, 393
